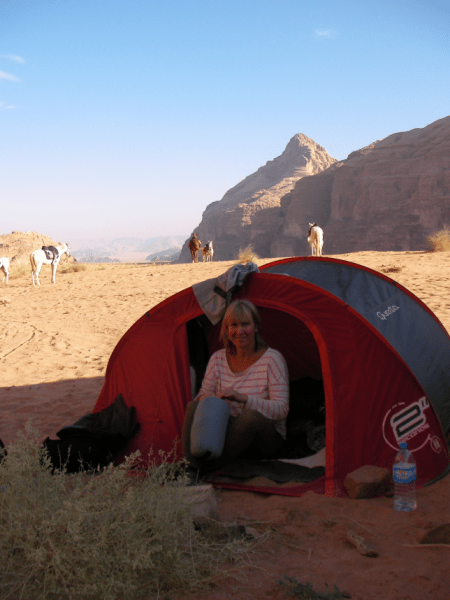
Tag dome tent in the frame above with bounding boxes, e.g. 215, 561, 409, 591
93, 257, 450, 497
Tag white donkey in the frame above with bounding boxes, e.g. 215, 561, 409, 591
30, 243, 71, 285
308, 223, 324, 257
0, 257, 10, 283
202, 241, 214, 262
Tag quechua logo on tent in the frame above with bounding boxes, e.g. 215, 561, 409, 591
376, 305, 400, 321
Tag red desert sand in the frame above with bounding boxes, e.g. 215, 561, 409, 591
1, 252, 450, 600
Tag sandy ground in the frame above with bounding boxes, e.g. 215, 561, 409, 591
1, 251, 450, 600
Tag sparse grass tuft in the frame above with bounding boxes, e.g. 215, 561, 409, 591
8, 263, 29, 280
236, 245, 259, 264
279, 576, 351, 599
380, 264, 402, 274
0, 425, 250, 600
59, 263, 87, 274
427, 227, 450, 252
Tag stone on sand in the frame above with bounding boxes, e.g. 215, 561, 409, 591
344, 465, 391, 499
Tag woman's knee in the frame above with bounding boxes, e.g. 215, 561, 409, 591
240, 409, 268, 426
235, 409, 272, 436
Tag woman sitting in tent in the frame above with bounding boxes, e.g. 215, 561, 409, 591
181, 299, 289, 476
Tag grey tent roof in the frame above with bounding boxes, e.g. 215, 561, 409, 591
262, 257, 450, 435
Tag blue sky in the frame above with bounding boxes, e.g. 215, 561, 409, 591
1, 0, 449, 241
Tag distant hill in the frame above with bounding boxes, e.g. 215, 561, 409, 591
0, 232, 186, 265
145, 247, 182, 262
70, 235, 186, 262
74, 255, 122, 264
0, 231, 75, 266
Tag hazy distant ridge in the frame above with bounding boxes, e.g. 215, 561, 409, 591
71, 235, 187, 262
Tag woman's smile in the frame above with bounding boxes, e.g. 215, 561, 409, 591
228, 318, 257, 348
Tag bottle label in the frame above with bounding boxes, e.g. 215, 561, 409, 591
393, 465, 416, 484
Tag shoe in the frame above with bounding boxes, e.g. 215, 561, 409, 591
186, 466, 202, 486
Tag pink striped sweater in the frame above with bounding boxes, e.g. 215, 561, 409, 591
197, 348, 289, 439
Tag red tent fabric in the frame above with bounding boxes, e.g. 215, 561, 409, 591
93, 258, 450, 497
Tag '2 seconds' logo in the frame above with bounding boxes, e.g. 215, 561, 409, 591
382, 396, 433, 452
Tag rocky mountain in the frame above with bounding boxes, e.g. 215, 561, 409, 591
180, 116, 450, 260
277, 115, 450, 256
179, 134, 336, 261
0, 231, 75, 266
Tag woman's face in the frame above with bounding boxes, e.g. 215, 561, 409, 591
227, 312, 257, 351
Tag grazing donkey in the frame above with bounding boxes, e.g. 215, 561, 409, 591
202, 241, 214, 262
308, 223, 324, 257
188, 234, 202, 263
30, 243, 71, 285
0, 257, 10, 283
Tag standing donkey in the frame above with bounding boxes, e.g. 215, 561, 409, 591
0, 257, 10, 283
30, 243, 71, 285
202, 241, 214, 262
307, 223, 324, 257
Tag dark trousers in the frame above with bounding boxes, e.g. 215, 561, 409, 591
181, 399, 284, 472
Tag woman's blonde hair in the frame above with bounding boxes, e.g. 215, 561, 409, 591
220, 299, 268, 355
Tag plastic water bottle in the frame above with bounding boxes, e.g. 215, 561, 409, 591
393, 442, 417, 511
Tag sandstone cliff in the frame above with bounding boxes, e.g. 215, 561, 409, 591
278, 115, 450, 255
179, 134, 337, 261
181, 115, 450, 260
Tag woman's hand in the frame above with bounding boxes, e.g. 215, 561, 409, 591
195, 394, 208, 402
218, 388, 248, 404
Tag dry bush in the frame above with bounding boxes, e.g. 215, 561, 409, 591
59, 263, 87, 274
380, 264, 403, 274
236, 245, 259, 264
0, 426, 250, 600
279, 576, 350, 599
7, 263, 29, 280
427, 227, 450, 252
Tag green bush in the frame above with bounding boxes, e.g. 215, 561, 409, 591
0, 426, 248, 599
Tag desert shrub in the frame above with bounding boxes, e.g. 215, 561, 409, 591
236, 245, 259, 264
279, 576, 351, 599
380, 264, 402, 274
59, 263, 87, 274
0, 426, 249, 600
427, 227, 450, 252
7, 263, 29, 280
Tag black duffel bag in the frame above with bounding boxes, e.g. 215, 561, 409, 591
41, 435, 114, 473
41, 393, 140, 473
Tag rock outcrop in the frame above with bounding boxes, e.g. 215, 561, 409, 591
181, 115, 450, 260
279, 115, 450, 255
0, 231, 75, 267
179, 134, 337, 261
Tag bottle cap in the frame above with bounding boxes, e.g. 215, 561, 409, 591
399, 442, 408, 449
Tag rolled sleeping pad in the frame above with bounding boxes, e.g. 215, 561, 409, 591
190, 396, 231, 460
